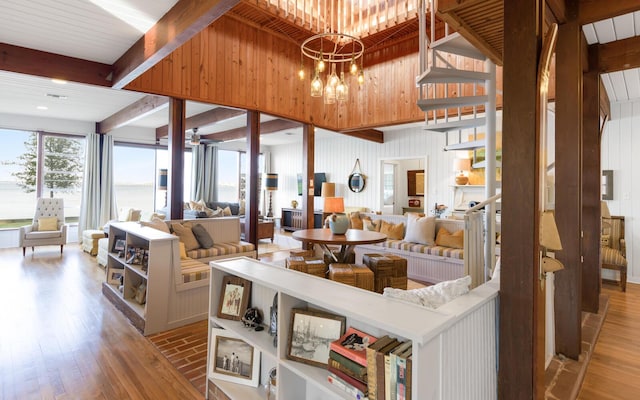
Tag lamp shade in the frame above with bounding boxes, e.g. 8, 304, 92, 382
158, 169, 168, 190
601, 201, 611, 219
321, 182, 336, 197
540, 210, 562, 251
453, 158, 471, 172
265, 173, 278, 191
324, 197, 345, 214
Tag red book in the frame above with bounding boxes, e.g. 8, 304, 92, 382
328, 365, 368, 395
330, 327, 378, 367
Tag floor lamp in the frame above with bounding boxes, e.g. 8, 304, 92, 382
265, 173, 278, 218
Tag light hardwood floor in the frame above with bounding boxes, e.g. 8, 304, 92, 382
578, 283, 640, 400
0, 245, 203, 400
1, 243, 637, 399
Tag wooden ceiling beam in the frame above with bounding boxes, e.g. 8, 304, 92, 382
595, 35, 640, 73
97, 95, 168, 134
546, 0, 568, 24
599, 77, 611, 118
156, 107, 245, 139
338, 129, 384, 143
579, 0, 640, 25
0, 43, 112, 86
438, 0, 487, 13
113, 0, 240, 89
204, 119, 301, 142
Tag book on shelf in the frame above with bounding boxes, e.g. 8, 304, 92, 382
366, 335, 400, 400
388, 340, 412, 400
328, 365, 368, 395
396, 346, 413, 400
330, 327, 378, 367
328, 369, 368, 399
329, 354, 367, 382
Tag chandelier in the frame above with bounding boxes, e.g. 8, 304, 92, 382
299, 33, 365, 105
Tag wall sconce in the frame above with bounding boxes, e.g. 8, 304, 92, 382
539, 210, 564, 287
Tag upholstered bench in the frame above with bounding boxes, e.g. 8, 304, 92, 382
97, 237, 109, 267
82, 229, 106, 256
328, 263, 375, 291
362, 253, 408, 293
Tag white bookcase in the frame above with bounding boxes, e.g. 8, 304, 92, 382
205, 257, 485, 400
104, 221, 177, 336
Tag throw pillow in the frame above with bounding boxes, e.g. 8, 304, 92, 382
117, 207, 132, 222
404, 213, 436, 245
380, 221, 405, 240
435, 227, 464, 249
191, 223, 214, 248
171, 222, 201, 251
222, 206, 232, 216
383, 275, 471, 309
128, 209, 142, 222
349, 212, 364, 230
178, 242, 190, 260
140, 217, 170, 234
239, 200, 246, 216
363, 218, 381, 232
38, 217, 58, 231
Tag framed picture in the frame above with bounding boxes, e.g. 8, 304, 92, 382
287, 308, 346, 368
217, 276, 251, 321
209, 327, 260, 387
113, 238, 126, 252
108, 269, 124, 285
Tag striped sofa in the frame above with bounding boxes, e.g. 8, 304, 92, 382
165, 217, 256, 290
354, 214, 468, 284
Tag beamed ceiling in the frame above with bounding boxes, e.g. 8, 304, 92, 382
0, 0, 639, 141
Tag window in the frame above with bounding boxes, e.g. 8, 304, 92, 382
0, 130, 85, 227
113, 145, 156, 213
218, 150, 240, 202
0, 129, 37, 228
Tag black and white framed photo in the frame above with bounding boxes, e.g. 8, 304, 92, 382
209, 327, 260, 387
217, 276, 251, 321
287, 308, 346, 368
113, 238, 126, 252
107, 269, 124, 285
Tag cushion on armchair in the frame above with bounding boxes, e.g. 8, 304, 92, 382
38, 217, 59, 231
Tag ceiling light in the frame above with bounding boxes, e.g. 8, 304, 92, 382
51, 79, 67, 85
37, 106, 48, 110
190, 127, 200, 145
300, 31, 364, 105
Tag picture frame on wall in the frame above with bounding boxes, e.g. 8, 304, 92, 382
209, 327, 260, 387
287, 308, 346, 368
217, 276, 252, 321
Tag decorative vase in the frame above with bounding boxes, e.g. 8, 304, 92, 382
291, 200, 298, 209
328, 213, 349, 234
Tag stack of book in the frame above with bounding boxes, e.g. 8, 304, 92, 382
327, 327, 378, 399
365, 336, 413, 400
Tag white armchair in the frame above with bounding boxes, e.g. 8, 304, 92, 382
19, 198, 67, 256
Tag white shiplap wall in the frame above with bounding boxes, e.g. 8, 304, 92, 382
602, 100, 640, 284
268, 126, 464, 219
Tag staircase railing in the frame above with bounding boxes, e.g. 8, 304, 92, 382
464, 193, 501, 287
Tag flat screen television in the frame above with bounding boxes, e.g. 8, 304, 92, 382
297, 173, 327, 196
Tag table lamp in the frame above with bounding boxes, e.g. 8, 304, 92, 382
540, 210, 564, 278
453, 158, 471, 185
324, 197, 348, 234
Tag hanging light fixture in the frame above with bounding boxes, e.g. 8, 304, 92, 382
300, 32, 364, 105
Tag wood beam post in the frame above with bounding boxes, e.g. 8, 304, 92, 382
168, 98, 186, 220
245, 111, 260, 246
500, 0, 545, 398
302, 124, 315, 238
581, 45, 602, 313
554, 3, 583, 359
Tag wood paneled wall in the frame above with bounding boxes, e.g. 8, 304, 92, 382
126, 15, 426, 131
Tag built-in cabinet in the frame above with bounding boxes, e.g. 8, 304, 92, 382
103, 221, 177, 336
281, 208, 324, 231
205, 257, 484, 400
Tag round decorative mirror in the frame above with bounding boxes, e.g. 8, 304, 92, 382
348, 173, 365, 193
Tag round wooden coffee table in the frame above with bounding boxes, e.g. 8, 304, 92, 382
292, 228, 387, 263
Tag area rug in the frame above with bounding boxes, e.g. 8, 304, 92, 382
147, 320, 209, 395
